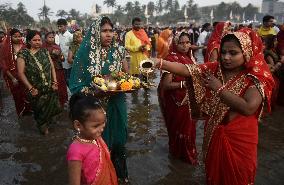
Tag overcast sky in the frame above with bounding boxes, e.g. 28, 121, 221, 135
1, 0, 263, 20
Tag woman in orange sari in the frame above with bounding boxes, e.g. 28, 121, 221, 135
159, 32, 198, 164
155, 28, 274, 185
204, 21, 231, 62
156, 29, 172, 59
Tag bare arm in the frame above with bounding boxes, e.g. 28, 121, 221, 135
122, 59, 129, 73
68, 161, 82, 185
67, 50, 73, 64
154, 58, 191, 77
161, 73, 183, 90
17, 57, 33, 90
219, 86, 262, 116
48, 55, 57, 82
266, 55, 275, 66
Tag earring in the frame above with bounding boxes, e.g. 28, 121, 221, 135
76, 128, 80, 136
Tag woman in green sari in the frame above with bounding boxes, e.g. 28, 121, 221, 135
17, 30, 61, 135
69, 16, 129, 183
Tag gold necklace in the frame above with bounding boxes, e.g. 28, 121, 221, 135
74, 135, 98, 146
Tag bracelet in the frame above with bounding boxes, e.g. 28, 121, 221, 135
52, 81, 58, 85
180, 81, 183, 89
216, 85, 226, 96
29, 86, 34, 92
159, 58, 163, 70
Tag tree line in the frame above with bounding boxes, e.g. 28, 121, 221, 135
0, 0, 260, 28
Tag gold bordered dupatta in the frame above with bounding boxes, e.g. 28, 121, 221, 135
184, 28, 275, 160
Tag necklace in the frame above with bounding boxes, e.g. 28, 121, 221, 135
29, 49, 49, 86
73, 135, 98, 146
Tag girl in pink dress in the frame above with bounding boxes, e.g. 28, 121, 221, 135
67, 93, 118, 185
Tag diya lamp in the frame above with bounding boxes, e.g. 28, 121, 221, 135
107, 80, 118, 90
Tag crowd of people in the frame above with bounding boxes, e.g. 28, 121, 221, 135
0, 13, 283, 185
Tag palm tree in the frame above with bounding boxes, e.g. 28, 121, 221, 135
103, 0, 116, 14
125, 2, 134, 15
38, 0, 53, 23
173, 0, 180, 12
165, 0, 173, 12
56, 10, 68, 18
96, 4, 102, 14
133, 1, 142, 15
147, 1, 156, 16
156, 0, 164, 15
69, 9, 80, 20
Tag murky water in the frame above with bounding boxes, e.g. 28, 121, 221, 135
0, 72, 284, 185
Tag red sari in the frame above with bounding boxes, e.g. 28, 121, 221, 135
43, 42, 68, 107
204, 22, 231, 62
159, 39, 198, 165
0, 34, 30, 115
186, 29, 274, 184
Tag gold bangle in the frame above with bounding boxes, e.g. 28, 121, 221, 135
216, 85, 226, 96
180, 81, 183, 89
29, 86, 34, 92
159, 58, 163, 70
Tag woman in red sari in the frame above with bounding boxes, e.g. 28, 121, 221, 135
0, 28, 30, 115
155, 28, 274, 185
204, 21, 231, 62
43, 32, 68, 107
159, 32, 198, 165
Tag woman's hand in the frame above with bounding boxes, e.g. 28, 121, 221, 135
51, 83, 58, 91
30, 87, 39, 96
202, 71, 223, 91
150, 58, 161, 69
12, 78, 19, 85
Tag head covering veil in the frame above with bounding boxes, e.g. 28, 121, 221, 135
69, 16, 125, 93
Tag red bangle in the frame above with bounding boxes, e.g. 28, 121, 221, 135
216, 85, 226, 96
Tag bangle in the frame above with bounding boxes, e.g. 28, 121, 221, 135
159, 58, 163, 70
216, 85, 226, 96
29, 86, 34, 92
52, 81, 58, 85
180, 81, 183, 89
182, 81, 186, 88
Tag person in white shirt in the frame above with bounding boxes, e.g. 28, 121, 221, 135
57, 19, 73, 86
197, 23, 211, 61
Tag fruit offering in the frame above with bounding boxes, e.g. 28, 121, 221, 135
92, 72, 141, 92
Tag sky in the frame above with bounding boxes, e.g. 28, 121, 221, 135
1, 0, 263, 20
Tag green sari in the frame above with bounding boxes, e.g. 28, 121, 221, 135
69, 16, 128, 179
18, 48, 61, 133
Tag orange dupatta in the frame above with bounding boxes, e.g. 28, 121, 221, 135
156, 29, 172, 59
92, 138, 118, 185
132, 29, 151, 56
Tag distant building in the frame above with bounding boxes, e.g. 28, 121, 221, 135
261, 0, 284, 15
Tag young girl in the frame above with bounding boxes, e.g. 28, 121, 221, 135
67, 93, 118, 185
